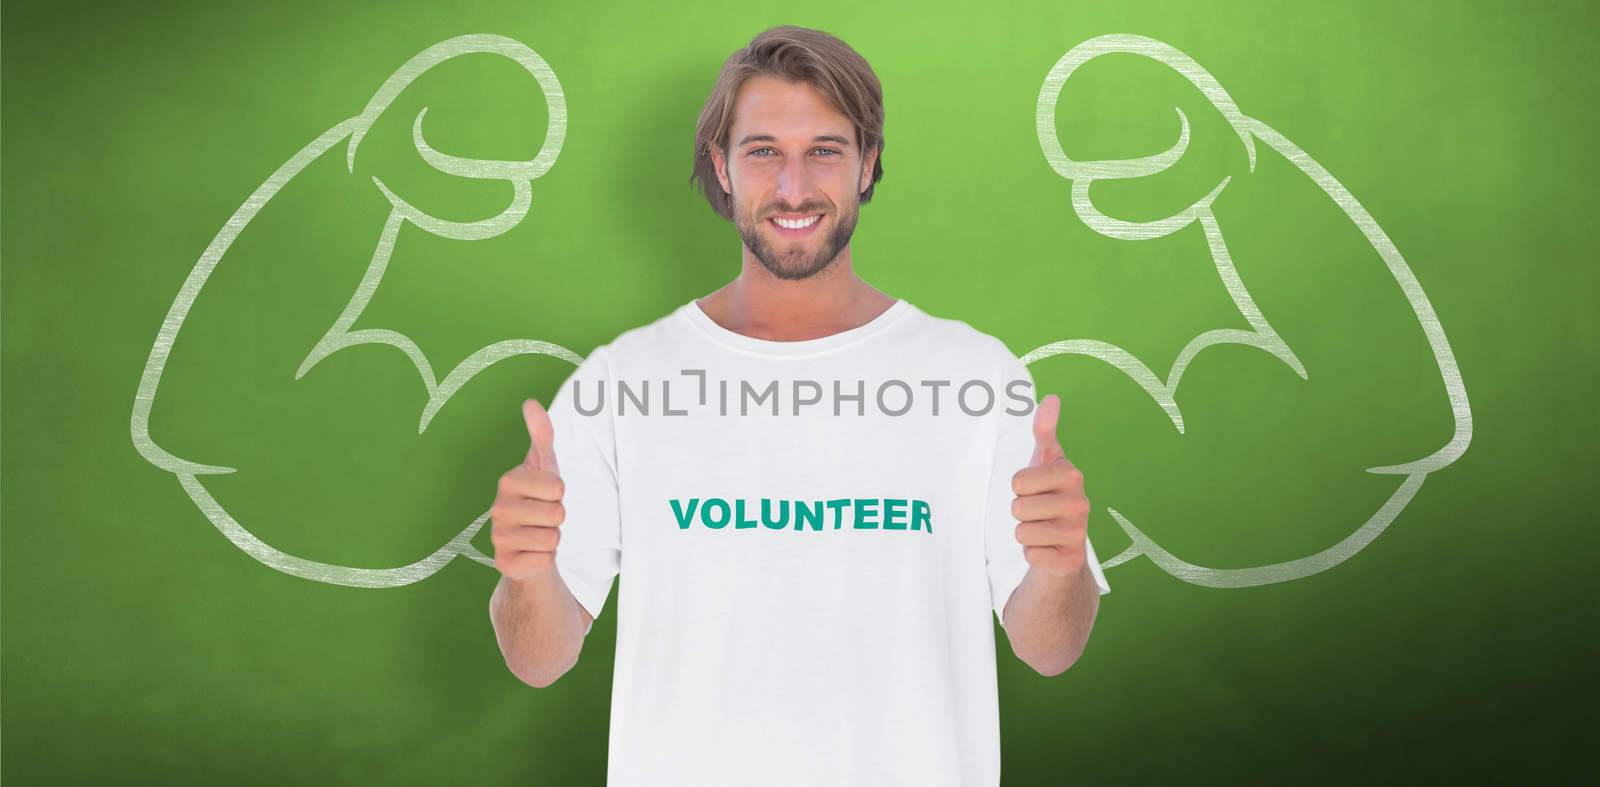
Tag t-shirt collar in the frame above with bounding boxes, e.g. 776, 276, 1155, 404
679, 297, 915, 358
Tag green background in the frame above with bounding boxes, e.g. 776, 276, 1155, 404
4, 0, 1596, 783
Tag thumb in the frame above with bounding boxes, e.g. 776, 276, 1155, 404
1030, 393, 1064, 467
521, 398, 558, 474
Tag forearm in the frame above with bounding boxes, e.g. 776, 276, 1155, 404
1001, 564, 1100, 676
489, 567, 589, 687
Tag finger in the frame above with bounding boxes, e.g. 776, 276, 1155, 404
1011, 460, 1083, 496
491, 522, 562, 554
1011, 491, 1082, 523
1030, 394, 1064, 467
496, 550, 556, 577
499, 465, 565, 502
491, 497, 566, 530
1015, 520, 1081, 547
522, 398, 559, 474
1023, 544, 1085, 575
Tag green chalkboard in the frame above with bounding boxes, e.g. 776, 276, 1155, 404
4, 0, 1595, 783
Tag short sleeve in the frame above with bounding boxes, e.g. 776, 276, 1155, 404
985, 353, 1111, 631
548, 345, 622, 634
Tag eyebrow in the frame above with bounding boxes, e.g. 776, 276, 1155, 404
737, 133, 853, 148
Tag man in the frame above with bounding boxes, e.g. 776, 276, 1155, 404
488, 25, 1110, 787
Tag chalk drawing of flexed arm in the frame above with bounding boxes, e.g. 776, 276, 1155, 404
1028, 34, 1473, 588
131, 34, 579, 588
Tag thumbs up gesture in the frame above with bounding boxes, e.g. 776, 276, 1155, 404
489, 399, 567, 581
1010, 394, 1090, 578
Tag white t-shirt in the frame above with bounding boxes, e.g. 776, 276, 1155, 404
548, 297, 1110, 787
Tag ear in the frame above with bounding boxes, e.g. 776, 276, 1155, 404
710, 143, 731, 195
858, 143, 878, 196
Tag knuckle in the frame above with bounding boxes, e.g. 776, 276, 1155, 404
1065, 519, 1086, 540
496, 552, 521, 574
490, 527, 513, 549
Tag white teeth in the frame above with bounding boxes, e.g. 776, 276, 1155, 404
772, 214, 821, 229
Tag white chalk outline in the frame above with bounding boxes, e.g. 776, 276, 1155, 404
131, 32, 1472, 592
130, 34, 577, 587
1029, 34, 1473, 587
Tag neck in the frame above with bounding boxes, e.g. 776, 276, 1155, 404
696, 244, 896, 341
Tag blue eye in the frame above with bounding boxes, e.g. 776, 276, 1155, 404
749, 147, 841, 158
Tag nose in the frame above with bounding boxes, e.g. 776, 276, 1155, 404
774, 153, 815, 207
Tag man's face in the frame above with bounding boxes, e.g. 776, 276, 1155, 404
713, 76, 878, 280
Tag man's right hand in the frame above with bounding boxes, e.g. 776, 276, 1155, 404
490, 398, 567, 581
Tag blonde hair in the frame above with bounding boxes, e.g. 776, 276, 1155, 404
689, 26, 886, 221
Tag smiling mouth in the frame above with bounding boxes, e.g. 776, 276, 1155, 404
768, 213, 824, 236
